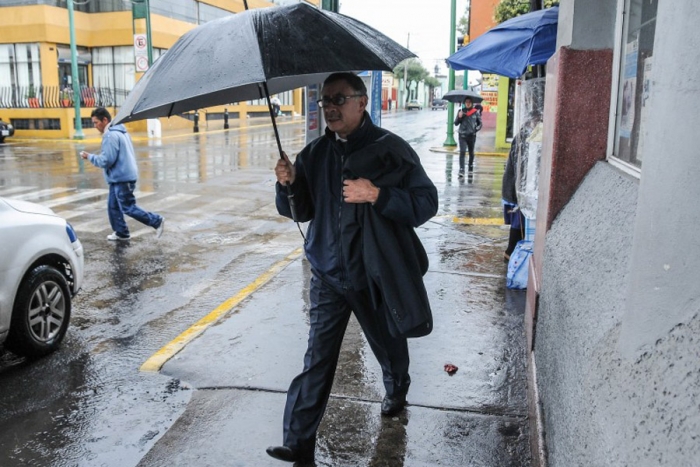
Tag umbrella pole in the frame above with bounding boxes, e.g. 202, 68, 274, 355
261, 81, 299, 223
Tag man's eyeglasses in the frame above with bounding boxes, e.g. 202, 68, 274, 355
317, 94, 365, 108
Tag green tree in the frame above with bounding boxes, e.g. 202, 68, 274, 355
494, 0, 558, 24
457, 0, 470, 35
393, 58, 429, 105
424, 76, 441, 100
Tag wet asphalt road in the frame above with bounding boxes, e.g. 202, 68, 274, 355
0, 110, 530, 467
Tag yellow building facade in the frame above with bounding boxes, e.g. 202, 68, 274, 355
0, 0, 317, 139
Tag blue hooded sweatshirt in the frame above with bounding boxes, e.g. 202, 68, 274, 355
87, 124, 139, 184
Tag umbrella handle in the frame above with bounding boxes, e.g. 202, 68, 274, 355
262, 81, 298, 223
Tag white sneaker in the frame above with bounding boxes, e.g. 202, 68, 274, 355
155, 218, 165, 238
107, 232, 130, 241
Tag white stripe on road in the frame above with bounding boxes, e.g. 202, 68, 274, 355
58, 191, 153, 220
0, 186, 36, 196
76, 193, 199, 233
181, 197, 248, 216
10, 187, 73, 201
43, 189, 108, 208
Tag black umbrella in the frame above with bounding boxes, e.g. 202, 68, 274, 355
113, 2, 413, 221
113, 2, 413, 128
442, 89, 484, 104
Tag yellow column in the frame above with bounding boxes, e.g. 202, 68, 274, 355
293, 88, 303, 116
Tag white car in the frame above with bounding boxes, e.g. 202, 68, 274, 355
0, 197, 84, 357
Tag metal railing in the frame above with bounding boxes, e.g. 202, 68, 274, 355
0, 86, 129, 109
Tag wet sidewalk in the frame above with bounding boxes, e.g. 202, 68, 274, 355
135, 111, 531, 467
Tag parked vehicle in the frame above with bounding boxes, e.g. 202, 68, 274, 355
407, 99, 423, 110
431, 99, 448, 110
0, 118, 14, 144
0, 197, 84, 357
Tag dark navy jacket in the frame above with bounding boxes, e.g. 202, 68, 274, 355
275, 113, 438, 336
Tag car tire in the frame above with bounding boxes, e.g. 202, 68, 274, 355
6, 265, 71, 357
0, 137, 5, 144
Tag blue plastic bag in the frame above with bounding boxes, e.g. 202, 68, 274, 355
506, 240, 533, 289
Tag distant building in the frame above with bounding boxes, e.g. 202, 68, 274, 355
0, 0, 319, 139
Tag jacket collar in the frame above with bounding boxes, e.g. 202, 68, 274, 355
325, 112, 373, 150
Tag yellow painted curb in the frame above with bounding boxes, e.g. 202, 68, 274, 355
140, 247, 304, 373
9, 119, 300, 144
428, 147, 508, 157
452, 216, 504, 226
130, 118, 300, 143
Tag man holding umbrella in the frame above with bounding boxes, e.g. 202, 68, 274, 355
269, 72, 438, 464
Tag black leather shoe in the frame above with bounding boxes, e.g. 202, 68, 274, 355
381, 394, 407, 416
266, 445, 314, 463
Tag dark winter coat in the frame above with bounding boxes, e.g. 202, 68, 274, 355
454, 107, 482, 136
275, 112, 438, 337
502, 135, 519, 204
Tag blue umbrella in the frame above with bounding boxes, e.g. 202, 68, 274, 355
446, 6, 558, 78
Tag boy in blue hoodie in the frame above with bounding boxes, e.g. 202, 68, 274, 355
80, 107, 164, 241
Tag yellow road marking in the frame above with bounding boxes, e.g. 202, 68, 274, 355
11, 119, 300, 144
452, 216, 504, 225
140, 247, 304, 373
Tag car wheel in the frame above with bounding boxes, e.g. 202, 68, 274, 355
0, 136, 5, 144
6, 265, 71, 357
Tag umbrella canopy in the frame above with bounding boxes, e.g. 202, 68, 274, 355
442, 89, 484, 104
113, 3, 414, 125
446, 6, 558, 79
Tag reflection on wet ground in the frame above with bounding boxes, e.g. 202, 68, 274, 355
0, 110, 528, 466
0, 121, 307, 189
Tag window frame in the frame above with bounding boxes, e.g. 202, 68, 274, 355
607, 0, 657, 178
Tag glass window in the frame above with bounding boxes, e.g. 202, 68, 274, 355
0, 43, 42, 105
612, 0, 658, 169
150, 0, 198, 23
198, 2, 234, 24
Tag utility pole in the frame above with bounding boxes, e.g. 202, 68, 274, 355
67, 0, 84, 139
444, 0, 457, 147
403, 33, 410, 108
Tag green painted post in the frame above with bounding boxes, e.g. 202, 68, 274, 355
145, 0, 153, 66
67, 0, 84, 139
444, 0, 457, 147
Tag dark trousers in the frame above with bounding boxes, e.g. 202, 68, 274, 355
282, 276, 410, 454
458, 133, 477, 171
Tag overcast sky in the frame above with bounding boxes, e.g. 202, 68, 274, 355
338, 0, 470, 74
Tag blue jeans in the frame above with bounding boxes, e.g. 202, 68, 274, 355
108, 181, 162, 238
282, 276, 410, 454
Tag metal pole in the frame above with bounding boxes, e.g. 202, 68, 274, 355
443, 0, 457, 147
145, 0, 153, 66
403, 33, 410, 107
67, 0, 84, 139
